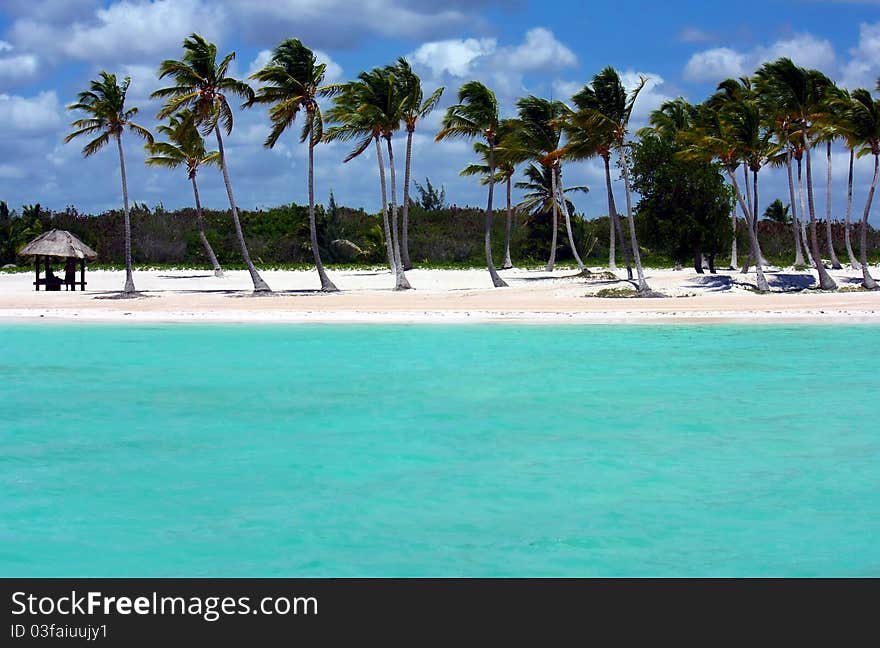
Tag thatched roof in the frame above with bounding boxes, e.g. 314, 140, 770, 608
18, 229, 97, 260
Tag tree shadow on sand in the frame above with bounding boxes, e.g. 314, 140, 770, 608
92, 291, 156, 300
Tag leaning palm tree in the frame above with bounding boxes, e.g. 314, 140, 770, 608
683, 102, 770, 292
152, 33, 270, 293
248, 38, 338, 292
460, 121, 518, 268
815, 83, 847, 269
571, 67, 649, 292
391, 58, 444, 270
65, 72, 153, 294
436, 81, 508, 287
145, 110, 223, 276
754, 58, 836, 289
324, 71, 411, 290
834, 89, 862, 269
509, 96, 584, 271
761, 106, 807, 266
842, 88, 879, 289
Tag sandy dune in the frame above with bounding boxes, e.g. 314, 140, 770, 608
1, 264, 879, 324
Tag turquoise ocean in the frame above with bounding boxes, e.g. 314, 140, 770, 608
1, 323, 878, 576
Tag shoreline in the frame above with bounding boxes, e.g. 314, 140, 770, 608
1, 266, 879, 325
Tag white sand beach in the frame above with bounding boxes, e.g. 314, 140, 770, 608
1, 264, 879, 324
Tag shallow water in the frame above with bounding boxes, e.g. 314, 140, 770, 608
1, 323, 878, 576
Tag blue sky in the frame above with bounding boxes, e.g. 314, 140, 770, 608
2, 0, 880, 222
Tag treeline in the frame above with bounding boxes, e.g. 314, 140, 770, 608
3, 199, 877, 269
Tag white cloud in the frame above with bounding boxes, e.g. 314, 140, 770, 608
0, 91, 62, 134
841, 21, 880, 89
229, 0, 490, 48
503, 28, 577, 72
620, 71, 673, 125
10, 0, 225, 65
683, 33, 837, 83
683, 47, 747, 82
552, 80, 583, 101
0, 42, 13, 53
0, 53, 39, 87
754, 33, 837, 71
410, 38, 497, 77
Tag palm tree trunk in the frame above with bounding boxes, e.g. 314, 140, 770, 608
546, 164, 559, 272
825, 140, 842, 269
844, 148, 860, 269
753, 169, 769, 268
502, 174, 513, 269
556, 165, 584, 271
385, 136, 411, 290
214, 128, 270, 293
785, 138, 805, 266
401, 128, 414, 270
603, 154, 631, 278
191, 174, 223, 277
741, 165, 753, 272
486, 141, 508, 288
729, 203, 738, 269
859, 153, 878, 289
116, 134, 135, 293
727, 168, 769, 292
619, 144, 649, 293
309, 120, 338, 292
805, 139, 837, 289
797, 156, 815, 266
373, 136, 396, 276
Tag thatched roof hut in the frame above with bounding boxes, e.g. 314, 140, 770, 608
18, 229, 97, 260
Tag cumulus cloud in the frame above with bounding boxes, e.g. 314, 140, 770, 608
229, 0, 493, 49
410, 38, 497, 77
9, 0, 225, 65
0, 46, 39, 88
683, 47, 748, 82
683, 33, 836, 83
0, 91, 62, 135
841, 21, 880, 89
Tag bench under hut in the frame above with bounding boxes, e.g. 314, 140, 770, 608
18, 229, 97, 291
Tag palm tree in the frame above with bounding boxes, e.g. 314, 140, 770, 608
515, 164, 589, 259
842, 88, 879, 289
763, 199, 791, 224
762, 107, 807, 266
436, 81, 508, 287
145, 110, 223, 276
152, 33, 270, 293
510, 96, 584, 271
831, 88, 862, 269
325, 69, 411, 290
65, 72, 153, 294
683, 102, 770, 292
815, 83, 847, 269
571, 67, 649, 292
754, 58, 836, 289
460, 121, 518, 268
561, 82, 630, 278
390, 58, 444, 270
248, 38, 338, 292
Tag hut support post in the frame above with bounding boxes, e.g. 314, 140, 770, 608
80, 260, 85, 291
34, 255, 40, 291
